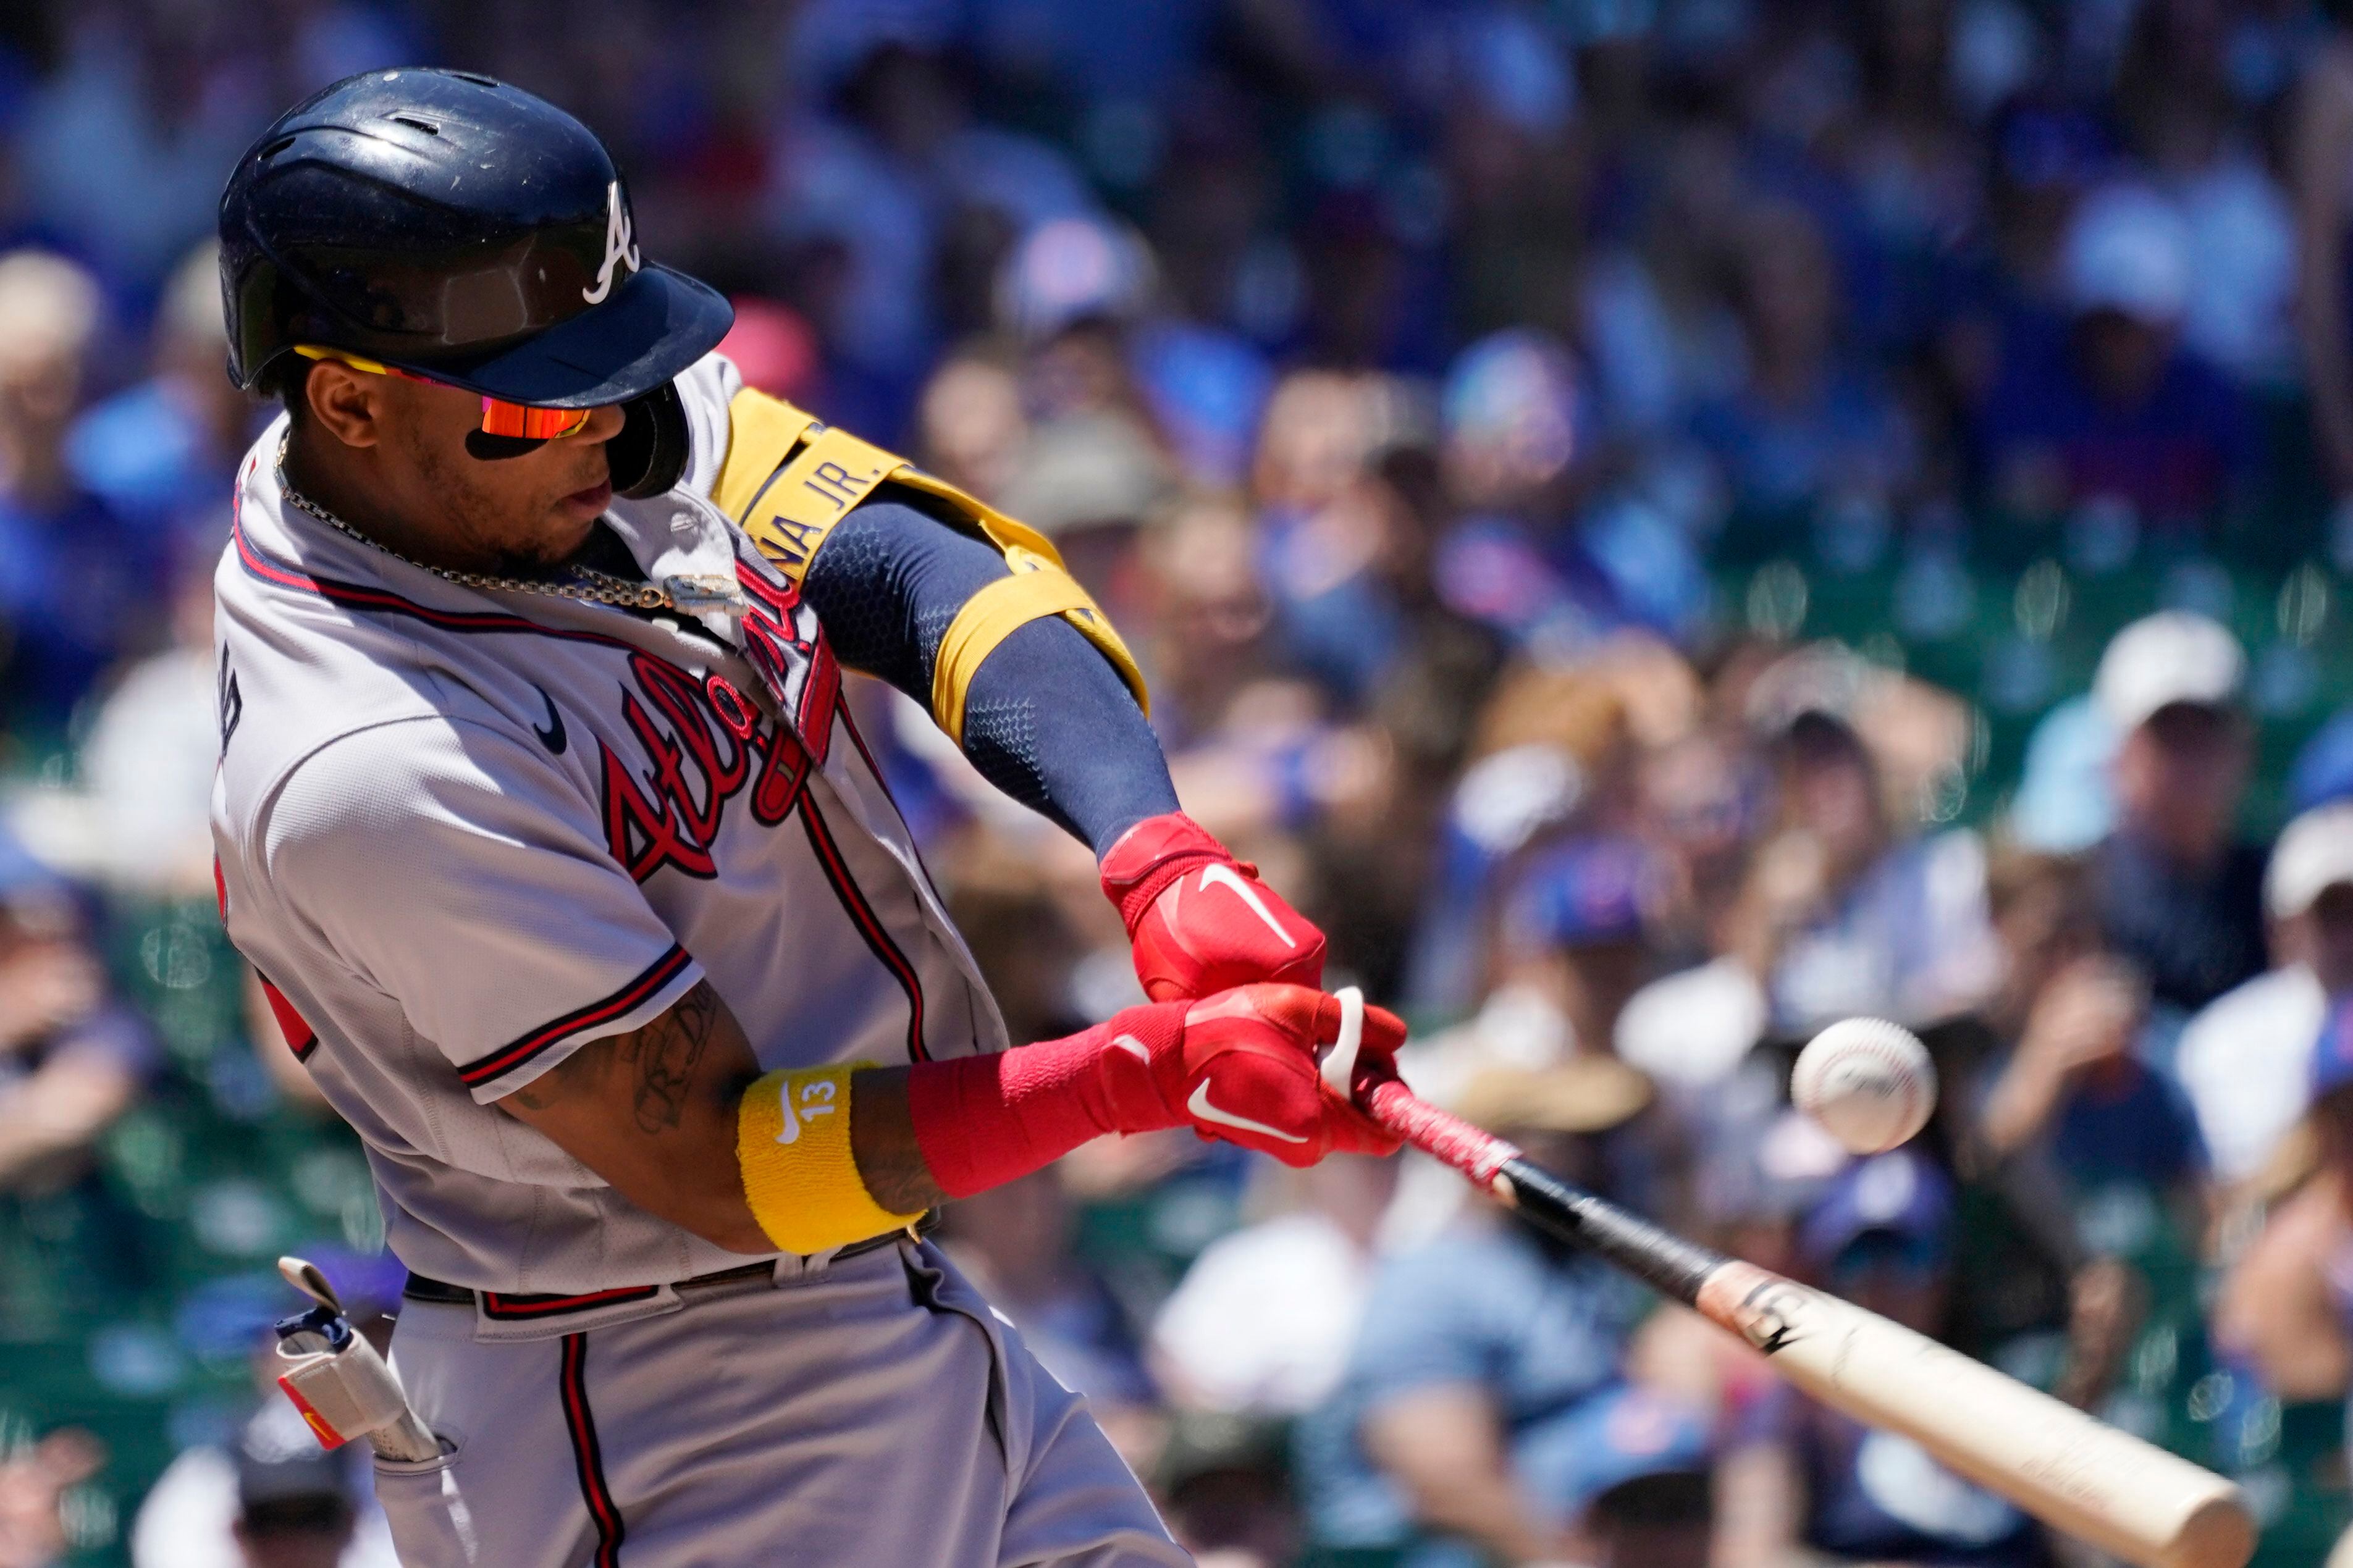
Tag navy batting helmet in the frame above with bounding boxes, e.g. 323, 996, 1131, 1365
219, 68, 731, 432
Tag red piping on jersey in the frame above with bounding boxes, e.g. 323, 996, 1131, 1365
836, 702, 956, 913
838, 695, 888, 787
233, 503, 638, 650
798, 796, 928, 1062
258, 975, 319, 1061
455, 944, 694, 1089
560, 1333, 627, 1567
216, 856, 319, 1060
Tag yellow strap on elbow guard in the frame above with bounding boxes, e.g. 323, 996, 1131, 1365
735, 1065, 921, 1256
929, 553, 1110, 747
716, 388, 1149, 727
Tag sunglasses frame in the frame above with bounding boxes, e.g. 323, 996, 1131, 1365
291, 345, 594, 441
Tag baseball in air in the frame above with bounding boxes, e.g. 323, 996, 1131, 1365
1792, 1017, 1936, 1155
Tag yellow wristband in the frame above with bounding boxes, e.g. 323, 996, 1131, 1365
735, 1065, 922, 1255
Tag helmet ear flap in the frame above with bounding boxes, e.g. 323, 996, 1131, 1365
610, 380, 689, 498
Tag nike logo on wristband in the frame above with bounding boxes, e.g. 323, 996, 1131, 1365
1197, 864, 1296, 947
1110, 1034, 1151, 1063
774, 1075, 839, 1145
1187, 1081, 1307, 1143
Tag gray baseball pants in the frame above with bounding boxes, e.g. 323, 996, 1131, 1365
370, 1239, 1190, 1567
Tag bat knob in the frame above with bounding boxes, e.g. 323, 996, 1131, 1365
279, 1255, 345, 1316
1321, 986, 1365, 1096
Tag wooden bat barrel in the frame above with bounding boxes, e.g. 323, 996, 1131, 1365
1695, 1261, 2254, 1568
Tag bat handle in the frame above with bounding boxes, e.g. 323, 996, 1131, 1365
1316, 989, 1522, 1188
1359, 1075, 1522, 1191
1355, 1068, 1725, 1304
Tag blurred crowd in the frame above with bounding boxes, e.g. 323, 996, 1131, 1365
20, 0, 2353, 1565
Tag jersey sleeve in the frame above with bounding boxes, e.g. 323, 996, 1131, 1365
257, 716, 704, 1102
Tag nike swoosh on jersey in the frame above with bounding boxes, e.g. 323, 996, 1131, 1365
531, 685, 568, 755
1196, 863, 1296, 947
1187, 1080, 1306, 1143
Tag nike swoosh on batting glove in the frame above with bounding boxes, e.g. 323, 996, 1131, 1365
1134, 984, 1407, 1167
1099, 812, 1328, 1002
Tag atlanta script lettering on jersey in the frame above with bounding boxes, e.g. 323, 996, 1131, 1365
599, 561, 842, 883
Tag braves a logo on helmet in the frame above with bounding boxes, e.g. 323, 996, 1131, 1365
583, 181, 640, 304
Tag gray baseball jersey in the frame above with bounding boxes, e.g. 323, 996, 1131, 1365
213, 353, 1185, 1565
213, 352, 1006, 1296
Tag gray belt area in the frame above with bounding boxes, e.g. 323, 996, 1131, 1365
400, 1214, 937, 1312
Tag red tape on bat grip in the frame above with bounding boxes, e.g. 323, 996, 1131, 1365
1359, 1075, 1725, 1305
1361, 1076, 1520, 1188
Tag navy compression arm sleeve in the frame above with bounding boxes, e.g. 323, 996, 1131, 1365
801, 500, 1179, 855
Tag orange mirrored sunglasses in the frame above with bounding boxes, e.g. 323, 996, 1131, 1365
293, 345, 592, 440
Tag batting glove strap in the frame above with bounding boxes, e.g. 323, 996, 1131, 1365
1099, 812, 1328, 1002
1098, 811, 1238, 930
1165, 986, 1407, 1167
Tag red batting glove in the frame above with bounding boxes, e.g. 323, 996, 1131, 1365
1099, 812, 1328, 1001
1149, 983, 1407, 1165
907, 984, 1407, 1194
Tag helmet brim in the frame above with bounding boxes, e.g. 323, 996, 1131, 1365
415, 264, 735, 409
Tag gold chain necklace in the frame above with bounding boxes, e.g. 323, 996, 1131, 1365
274, 437, 745, 613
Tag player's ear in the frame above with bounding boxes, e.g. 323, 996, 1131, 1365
304, 360, 383, 450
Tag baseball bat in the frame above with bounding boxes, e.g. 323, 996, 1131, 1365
1320, 991, 2253, 1568
273, 1256, 442, 1462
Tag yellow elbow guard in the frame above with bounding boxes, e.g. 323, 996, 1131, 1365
735, 1065, 922, 1255
717, 387, 1148, 747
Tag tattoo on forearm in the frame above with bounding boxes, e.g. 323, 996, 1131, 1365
620, 982, 720, 1134
503, 981, 725, 1134
855, 1138, 947, 1215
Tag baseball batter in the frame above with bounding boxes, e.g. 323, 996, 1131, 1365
208, 70, 1407, 1567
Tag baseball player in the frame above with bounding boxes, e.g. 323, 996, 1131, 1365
209, 70, 1407, 1568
